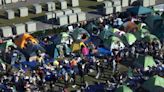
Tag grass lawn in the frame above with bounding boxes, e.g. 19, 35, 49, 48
0, 0, 102, 27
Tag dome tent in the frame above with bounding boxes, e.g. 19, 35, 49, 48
142, 75, 164, 92
99, 27, 114, 40
71, 28, 90, 41
134, 55, 156, 70
120, 33, 137, 45
103, 36, 125, 50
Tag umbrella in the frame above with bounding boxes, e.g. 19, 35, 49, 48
121, 33, 137, 45
127, 6, 152, 15
142, 75, 164, 92
115, 85, 133, 92
104, 36, 125, 50
135, 55, 156, 70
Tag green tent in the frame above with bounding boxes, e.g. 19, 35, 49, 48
103, 36, 125, 50
133, 28, 150, 40
144, 15, 163, 30
143, 34, 159, 42
115, 85, 133, 92
0, 40, 16, 51
142, 75, 164, 92
99, 27, 114, 40
135, 55, 156, 70
121, 33, 137, 45
71, 28, 90, 41
85, 22, 98, 34
127, 6, 152, 15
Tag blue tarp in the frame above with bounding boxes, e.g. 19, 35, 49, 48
97, 47, 112, 55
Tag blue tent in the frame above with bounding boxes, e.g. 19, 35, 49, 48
127, 6, 152, 15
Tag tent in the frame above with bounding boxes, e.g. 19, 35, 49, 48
99, 27, 114, 40
135, 55, 156, 70
60, 32, 73, 44
71, 28, 90, 41
143, 34, 159, 42
85, 22, 98, 34
123, 21, 138, 32
127, 6, 152, 15
142, 75, 164, 92
104, 36, 125, 50
133, 28, 150, 39
71, 42, 81, 52
144, 15, 163, 30
0, 40, 16, 51
121, 33, 137, 45
115, 85, 133, 92
14, 33, 38, 49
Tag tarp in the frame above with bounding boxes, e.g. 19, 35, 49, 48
121, 33, 137, 45
104, 36, 125, 50
71, 28, 90, 41
144, 15, 163, 30
142, 75, 164, 92
97, 47, 112, 55
135, 55, 156, 70
115, 85, 133, 92
127, 6, 152, 15
14, 33, 38, 49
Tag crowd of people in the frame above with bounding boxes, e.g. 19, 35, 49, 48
0, 10, 164, 92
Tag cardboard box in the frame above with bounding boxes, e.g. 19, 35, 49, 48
13, 23, 26, 35
114, 5, 122, 12
77, 12, 86, 22
59, 0, 67, 10
46, 2, 56, 11
121, 0, 129, 7
112, 0, 121, 6
33, 4, 42, 14
71, 8, 81, 13
103, 7, 113, 15
18, 7, 28, 17
103, 1, 112, 7
57, 15, 68, 26
6, 10, 15, 19
25, 21, 37, 33
68, 13, 77, 24
63, 9, 72, 15
0, 26, 13, 37
70, 0, 79, 7
45, 12, 55, 20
